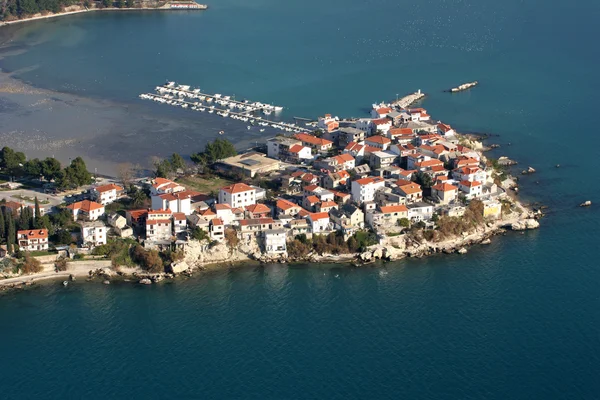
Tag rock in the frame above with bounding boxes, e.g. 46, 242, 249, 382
579, 200, 592, 207
103, 280, 110, 285
457, 248, 468, 254
170, 260, 190, 274
69, 274, 76, 282
555, 164, 560, 168
139, 278, 152, 285
152, 275, 164, 283
372, 247, 383, 259
510, 218, 540, 231
359, 251, 373, 262
481, 238, 491, 245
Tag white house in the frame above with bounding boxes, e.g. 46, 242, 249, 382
172, 212, 187, 233
407, 202, 434, 222
307, 212, 331, 233
146, 209, 173, 241
92, 183, 123, 205
355, 119, 374, 134
218, 183, 257, 208
459, 180, 483, 199
453, 167, 487, 183
80, 220, 107, 247
151, 191, 193, 215
150, 177, 186, 196
371, 119, 392, 135
17, 229, 48, 252
66, 200, 105, 221
263, 229, 287, 254
266, 136, 303, 160
371, 106, 392, 119
365, 135, 392, 150
351, 176, 385, 204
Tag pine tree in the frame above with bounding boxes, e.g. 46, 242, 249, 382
0, 207, 5, 241
18, 207, 33, 231
34, 196, 41, 228
6, 212, 15, 254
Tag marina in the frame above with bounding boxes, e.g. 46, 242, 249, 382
139, 82, 306, 133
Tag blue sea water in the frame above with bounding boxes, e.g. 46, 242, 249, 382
1, 0, 600, 398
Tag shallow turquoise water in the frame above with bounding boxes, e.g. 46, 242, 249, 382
1, 0, 600, 398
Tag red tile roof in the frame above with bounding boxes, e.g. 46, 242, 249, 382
432, 183, 458, 192
221, 183, 254, 194
379, 205, 408, 213
67, 200, 104, 213
308, 212, 330, 221
294, 133, 333, 147
245, 203, 270, 213
276, 198, 300, 211
17, 229, 48, 239
95, 183, 123, 193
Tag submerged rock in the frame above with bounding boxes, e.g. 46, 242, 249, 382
139, 278, 152, 285
457, 248, 468, 254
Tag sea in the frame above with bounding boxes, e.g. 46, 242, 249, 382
1, 0, 600, 398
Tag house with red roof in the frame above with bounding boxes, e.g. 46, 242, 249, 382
245, 203, 272, 219
365, 204, 409, 230
437, 123, 455, 137
371, 106, 392, 119
307, 212, 331, 233
67, 200, 105, 221
458, 180, 483, 200
294, 133, 333, 153
431, 182, 459, 205
323, 170, 351, 190
275, 198, 302, 217
218, 183, 256, 208
453, 166, 486, 183
365, 135, 392, 150
317, 201, 338, 213
395, 181, 423, 203
371, 118, 392, 135
351, 176, 385, 204
317, 114, 339, 132
150, 177, 186, 196
17, 229, 49, 252
209, 218, 225, 241
92, 183, 123, 205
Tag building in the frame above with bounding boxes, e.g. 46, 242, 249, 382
150, 177, 186, 196
146, 209, 173, 241
79, 220, 107, 247
366, 205, 409, 229
339, 127, 365, 147
294, 133, 333, 153
317, 114, 339, 132
17, 229, 48, 252
330, 204, 364, 230
66, 200, 105, 221
307, 212, 331, 233
431, 182, 459, 205
219, 183, 256, 208
263, 229, 287, 254
459, 180, 483, 199
407, 202, 434, 222
323, 170, 350, 190
453, 166, 487, 183
396, 181, 423, 203
371, 106, 392, 119
372, 118, 392, 134
365, 135, 391, 150
276, 198, 302, 217
330, 153, 356, 170
92, 183, 123, 205
267, 136, 302, 160
245, 203, 272, 219
172, 212, 187, 233
210, 218, 225, 241
370, 151, 396, 169
483, 199, 502, 219
216, 152, 281, 177
287, 144, 313, 162
351, 176, 385, 204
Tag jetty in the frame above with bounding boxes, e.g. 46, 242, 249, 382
447, 81, 478, 93
139, 82, 306, 133
392, 90, 425, 108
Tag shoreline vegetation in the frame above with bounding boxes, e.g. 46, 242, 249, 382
0, 1, 207, 26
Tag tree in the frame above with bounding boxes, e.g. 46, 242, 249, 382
23, 158, 42, 177
34, 197, 41, 226
129, 187, 147, 208
155, 159, 172, 178
125, 0, 134, 7
102, 0, 112, 8
191, 138, 237, 165
0, 146, 25, 176
17, 206, 33, 231
0, 208, 5, 241
224, 228, 239, 249
415, 171, 433, 188
22, 254, 42, 274
117, 162, 134, 188
397, 218, 410, 228
116, 0, 125, 8
191, 227, 209, 241
6, 212, 15, 254
170, 153, 185, 171
59, 157, 92, 189
42, 157, 61, 180
52, 229, 73, 245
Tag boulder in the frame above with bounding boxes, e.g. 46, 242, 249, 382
170, 260, 190, 274
139, 278, 152, 285
481, 238, 491, 245
372, 247, 383, 259
103, 280, 110, 285
510, 218, 540, 231
457, 248, 468, 254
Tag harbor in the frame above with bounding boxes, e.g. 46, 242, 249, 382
139, 82, 307, 133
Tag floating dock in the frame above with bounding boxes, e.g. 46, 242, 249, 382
139, 82, 307, 133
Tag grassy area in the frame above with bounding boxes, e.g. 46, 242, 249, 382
27, 250, 56, 257
176, 175, 234, 194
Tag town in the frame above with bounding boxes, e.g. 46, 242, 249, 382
0, 94, 540, 282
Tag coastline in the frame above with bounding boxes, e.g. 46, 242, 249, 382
0, 3, 208, 27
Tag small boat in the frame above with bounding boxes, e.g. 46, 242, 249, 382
260, 129, 265, 132
219, 130, 225, 135
247, 126, 251, 130
263, 109, 272, 115
62, 281, 69, 287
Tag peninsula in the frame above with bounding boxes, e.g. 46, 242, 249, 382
0, 89, 540, 290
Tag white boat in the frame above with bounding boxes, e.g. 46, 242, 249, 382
274, 106, 283, 111
223, 96, 231, 100
214, 94, 222, 98
260, 128, 265, 132
263, 109, 272, 115
247, 126, 251, 130
208, 109, 214, 113
206, 97, 213, 103
219, 130, 225, 135
166, 81, 175, 87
